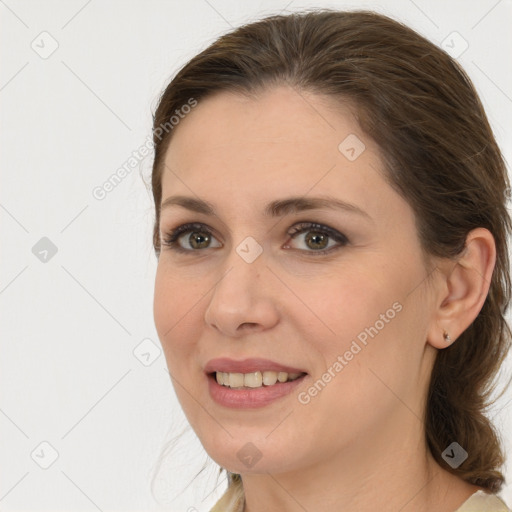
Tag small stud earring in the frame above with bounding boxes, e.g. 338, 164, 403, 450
443, 331, 452, 343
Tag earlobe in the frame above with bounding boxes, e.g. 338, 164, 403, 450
426, 228, 496, 350
428, 327, 455, 350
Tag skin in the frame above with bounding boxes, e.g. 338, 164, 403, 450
153, 85, 495, 512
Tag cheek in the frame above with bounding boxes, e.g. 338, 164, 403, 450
293, 287, 412, 441
153, 265, 209, 428
296, 264, 412, 398
153, 265, 201, 366
292, 265, 393, 349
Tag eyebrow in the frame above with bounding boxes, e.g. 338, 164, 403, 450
160, 195, 372, 220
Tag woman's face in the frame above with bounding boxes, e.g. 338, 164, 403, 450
153, 86, 439, 475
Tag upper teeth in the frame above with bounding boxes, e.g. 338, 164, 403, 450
216, 371, 302, 388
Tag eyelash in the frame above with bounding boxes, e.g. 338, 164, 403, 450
160, 222, 349, 256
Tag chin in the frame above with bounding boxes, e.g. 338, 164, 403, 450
203, 436, 301, 475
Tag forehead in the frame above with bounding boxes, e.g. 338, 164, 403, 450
160, 86, 399, 221
165, 86, 361, 171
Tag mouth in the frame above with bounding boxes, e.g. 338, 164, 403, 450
204, 358, 309, 408
210, 370, 306, 389
207, 371, 309, 410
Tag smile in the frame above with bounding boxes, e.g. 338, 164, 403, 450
207, 372, 308, 409
215, 370, 304, 388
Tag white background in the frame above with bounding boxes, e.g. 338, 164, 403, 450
1, 0, 511, 511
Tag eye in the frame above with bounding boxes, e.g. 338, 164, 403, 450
161, 222, 221, 252
284, 222, 349, 255
161, 221, 349, 255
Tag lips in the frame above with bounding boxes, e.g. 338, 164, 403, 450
204, 357, 307, 375
204, 357, 309, 408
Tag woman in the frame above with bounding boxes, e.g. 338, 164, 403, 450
150, 9, 511, 512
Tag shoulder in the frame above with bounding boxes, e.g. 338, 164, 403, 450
455, 490, 511, 512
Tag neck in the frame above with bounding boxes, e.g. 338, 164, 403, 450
241, 409, 480, 512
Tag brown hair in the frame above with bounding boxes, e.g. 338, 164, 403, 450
150, 8, 511, 497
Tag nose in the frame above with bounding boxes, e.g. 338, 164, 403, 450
203, 252, 280, 337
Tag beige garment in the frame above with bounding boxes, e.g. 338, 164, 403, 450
210, 480, 244, 512
210, 486, 511, 512
455, 490, 510, 511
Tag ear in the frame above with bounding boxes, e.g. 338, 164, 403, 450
427, 228, 496, 349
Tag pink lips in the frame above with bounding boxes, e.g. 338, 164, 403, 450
204, 357, 306, 375
204, 357, 308, 409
